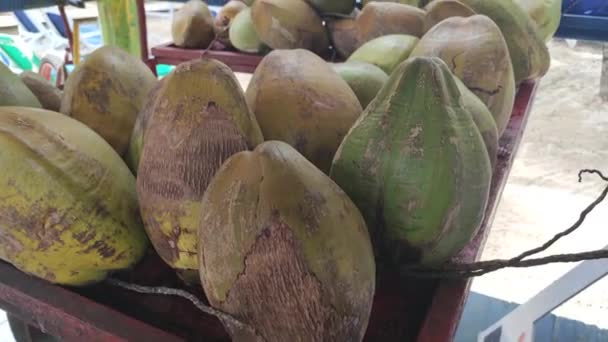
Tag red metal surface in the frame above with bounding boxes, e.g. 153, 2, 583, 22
0, 258, 183, 342
0, 82, 538, 341
136, 0, 149, 62
150, 43, 265, 73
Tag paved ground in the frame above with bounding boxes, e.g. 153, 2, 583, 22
471, 38, 608, 330
0, 311, 13, 342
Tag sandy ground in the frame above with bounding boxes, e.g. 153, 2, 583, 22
471, 39, 608, 330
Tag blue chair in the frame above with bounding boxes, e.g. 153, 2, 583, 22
13, 10, 50, 46
43, 10, 102, 53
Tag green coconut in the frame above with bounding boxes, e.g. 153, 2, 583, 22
229, 8, 265, 53
411, 15, 515, 135
246, 49, 362, 173
18, 71, 61, 111
0, 64, 41, 108
330, 57, 492, 267
455, 77, 498, 168
305, 0, 356, 14
517, 0, 562, 42
459, 0, 551, 84
348, 34, 419, 75
172, 0, 215, 48
126, 78, 165, 175
331, 61, 389, 108
356, 2, 425, 44
198, 140, 375, 341
251, 0, 329, 54
214, 1, 248, 47
137, 59, 264, 275
423, 0, 476, 33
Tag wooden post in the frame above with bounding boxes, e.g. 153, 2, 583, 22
96, 0, 142, 57
601, 43, 608, 101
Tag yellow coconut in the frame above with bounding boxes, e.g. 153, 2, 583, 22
60, 46, 157, 157
348, 34, 419, 74
0, 106, 148, 286
214, 0, 247, 47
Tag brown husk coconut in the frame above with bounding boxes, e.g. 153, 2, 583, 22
19, 71, 62, 112
250, 0, 329, 54
171, 0, 215, 48
198, 140, 375, 342
356, 2, 425, 44
246, 49, 362, 173
327, 8, 360, 59
423, 0, 476, 33
411, 15, 515, 135
136, 58, 264, 275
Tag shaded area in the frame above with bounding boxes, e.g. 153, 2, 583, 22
455, 291, 608, 341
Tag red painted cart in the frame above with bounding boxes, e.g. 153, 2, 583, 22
0, 1, 540, 340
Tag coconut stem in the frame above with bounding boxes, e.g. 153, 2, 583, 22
106, 278, 257, 335
201, 26, 230, 57
403, 169, 608, 278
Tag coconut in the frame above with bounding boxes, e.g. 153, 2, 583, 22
137, 58, 263, 275
348, 34, 419, 75
246, 49, 362, 173
331, 61, 389, 108
356, 2, 425, 44
411, 15, 515, 134
459, 0, 551, 84
0, 64, 41, 108
229, 8, 266, 53
171, 0, 215, 48
214, 1, 247, 47
60, 46, 157, 157
251, 0, 329, 54
330, 57, 492, 266
198, 140, 375, 341
19, 71, 61, 111
517, 0, 562, 42
327, 8, 360, 59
